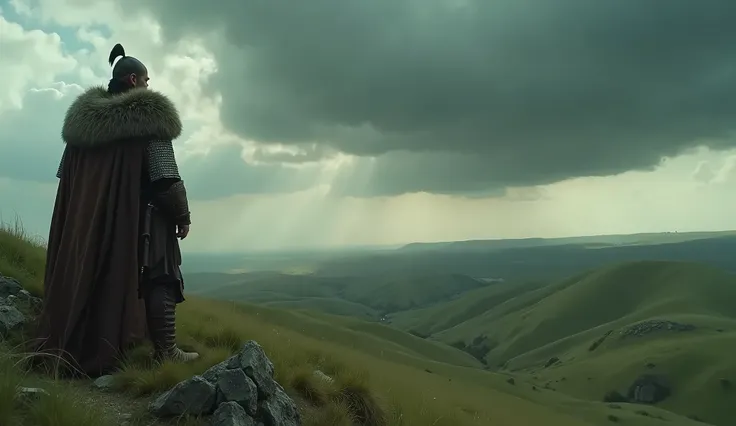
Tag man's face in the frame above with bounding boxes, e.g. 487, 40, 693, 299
129, 69, 150, 89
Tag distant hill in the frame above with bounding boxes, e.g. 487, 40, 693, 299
399, 231, 736, 252
312, 235, 736, 281
389, 280, 545, 336
424, 261, 736, 359
395, 261, 736, 425
186, 271, 490, 315
180, 231, 736, 278
342, 273, 488, 313
260, 297, 381, 320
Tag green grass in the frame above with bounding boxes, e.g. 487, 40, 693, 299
393, 260, 736, 425
389, 280, 544, 336
526, 330, 736, 426
341, 273, 489, 313
186, 272, 490, 315
0, 344, 117, 425
0, 217, 45, 297
0, 220, 724, 426
428, 261, 736, 362
263, 298, 381, 320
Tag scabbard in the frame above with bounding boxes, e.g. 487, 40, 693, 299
140, 202, 154, 283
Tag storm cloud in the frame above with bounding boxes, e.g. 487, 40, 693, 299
120, 0, 736, 196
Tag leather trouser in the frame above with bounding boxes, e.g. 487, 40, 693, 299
143, 280, 179, 360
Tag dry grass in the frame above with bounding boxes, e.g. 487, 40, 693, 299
0, 349, 113, 426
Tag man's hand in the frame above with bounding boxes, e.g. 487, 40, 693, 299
177, 224, 190, 240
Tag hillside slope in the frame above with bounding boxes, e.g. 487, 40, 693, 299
431, 261, 736, 361
388, 280, 543, 336
186, 271, 489, 315
418, 261, 736, 425
0, 224, 712, 426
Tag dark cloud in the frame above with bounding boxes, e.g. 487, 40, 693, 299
249, 143, 338, 164
180, 144, 319, 200
125, 1, 736, 195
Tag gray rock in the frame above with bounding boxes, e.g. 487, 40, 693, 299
313, 370, 333, 383
544, 356, 560, 368
0, 305, 26, 337
620, 320, 695, 338
16, 289, 42, 310
150, 375, 217, 417
153, 340, 301, 425
203, 359, 232, 384
211, 402, 256, 426
227, 341, 277, 398
16, 387, 49, 403
0, 275, 22, 298
93, 375, 117, 390
627, 374, 671, 404
259, 384, 301, 426
217, 368, 258, 416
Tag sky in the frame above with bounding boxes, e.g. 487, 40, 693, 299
2, 0, 736, 252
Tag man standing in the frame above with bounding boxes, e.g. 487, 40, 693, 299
35, 44, 199, 377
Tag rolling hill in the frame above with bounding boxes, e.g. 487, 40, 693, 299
1, 223, 719, 425
390, 261, 736, 425
399, 230, 736, 252
186, 271, 490, 315
311, 235, 736, 280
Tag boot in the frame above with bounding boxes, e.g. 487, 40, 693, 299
145, 282, 199, 363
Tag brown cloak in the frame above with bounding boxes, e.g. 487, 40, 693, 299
34, 86, 182, 377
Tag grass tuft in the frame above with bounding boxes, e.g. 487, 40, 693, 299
290, 367, 332, 407
25, 385, 111, 426
336, 379, 387, 426
0, 216, 46, 297
0, 352, 24, 426
303, 401, 354, 426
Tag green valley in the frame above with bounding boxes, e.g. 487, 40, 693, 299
3, 224, 734, 425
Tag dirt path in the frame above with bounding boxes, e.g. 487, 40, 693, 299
21, 375, 205, 426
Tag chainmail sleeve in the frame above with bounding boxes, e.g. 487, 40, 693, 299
146, 140, 191, 226
146, 140, 181, 181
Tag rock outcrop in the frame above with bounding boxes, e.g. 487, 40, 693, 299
544, 356, 561, 368
0, 274, 23, 298
627, 374, 671, 404
150, 340, 301, 426
620, 320, 695, 338
0, 274, 42, 338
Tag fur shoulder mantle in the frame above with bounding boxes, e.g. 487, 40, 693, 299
61, 86, 182, 147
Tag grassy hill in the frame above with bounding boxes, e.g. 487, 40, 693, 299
400, 231, 736, 252
0, 223, 715, 425
311, 235, 736, 281
342, 273, 488, 313
186, 271, 489, 315
388, 280, 545, 337
393, 261, 736, 425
